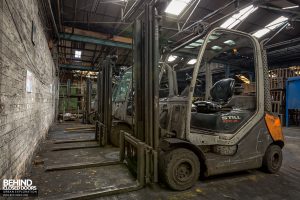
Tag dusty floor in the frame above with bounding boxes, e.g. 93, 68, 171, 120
21, 122, 300, 200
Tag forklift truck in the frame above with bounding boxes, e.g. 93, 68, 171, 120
110, 63, 174, 147
157, 28, 284, 190
101, 27, 284, 191
93, 5, 284, 196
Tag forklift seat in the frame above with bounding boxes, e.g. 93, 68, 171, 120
191, 78, 256, 133
210, 78, 235, 103
195, 78, 235, 113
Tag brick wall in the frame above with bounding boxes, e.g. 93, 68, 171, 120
0, 0, 58, 178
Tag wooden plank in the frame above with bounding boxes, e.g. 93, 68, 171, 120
64, 27, 132, 44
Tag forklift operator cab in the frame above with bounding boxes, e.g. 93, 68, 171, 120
159, 28, 284, 191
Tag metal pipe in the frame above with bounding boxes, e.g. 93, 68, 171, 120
64, 20, 130, 24
177, 0, 198, 21
264, 22, 289, 45
57, 0, 62, 32
266, 37, 300, 49
47, 0, 60, 40
170, 0, 236, 39
160, 26, 179, 31
181, 0, 202, 30
122, 0, 141, 21
170, 2, 252, 52
72, 0, 78, 33
258, 5, 300, 15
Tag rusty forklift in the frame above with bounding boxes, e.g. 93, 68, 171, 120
91, 3, 285, 198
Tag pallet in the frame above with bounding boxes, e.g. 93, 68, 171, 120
269, 77, 285, 90
269, 68, 294, 78
271, 101, 285, 114
270, 90, 285, 102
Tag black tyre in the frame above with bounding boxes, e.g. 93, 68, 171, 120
262, 144, 282, 173
159, 148, 200, 191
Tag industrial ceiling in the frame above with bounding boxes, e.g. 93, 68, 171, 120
47, 0, 300, 71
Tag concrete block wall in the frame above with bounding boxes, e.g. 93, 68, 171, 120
0, 0, 58, 178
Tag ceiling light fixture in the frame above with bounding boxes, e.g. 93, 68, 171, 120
75, 50, 82, 58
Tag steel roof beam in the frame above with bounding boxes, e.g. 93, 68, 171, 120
59, 33, 132, 49
59, 64, 98, 71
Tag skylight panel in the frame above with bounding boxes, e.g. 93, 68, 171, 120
224, 40, 235, 46
220, 5, 257, 29
75, 50, 82, 58
266, 16, 288, 30
189, 42, 202, 47
252, 16, 288, 38
184, 45, 196, 49
168, 55, 178, 62
252, 28, 270, 38
165, 0, 192, 16
211, 46, 222, 51
196, 39, 204, 43
187, 59, 197, 65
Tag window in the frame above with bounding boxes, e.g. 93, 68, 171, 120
75, 50, 82, 58
252, 16, 288, 38
112, 69, 132, 102
165, 0, 192, 16
184, 39, 204, 49
220, 5, 257, 29
189, 30, 257, 133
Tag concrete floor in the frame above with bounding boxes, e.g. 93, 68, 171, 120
23, 123, 300, 200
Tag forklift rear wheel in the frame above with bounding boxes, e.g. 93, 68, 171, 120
262, 144, 282, 173
160, 148, 200, 191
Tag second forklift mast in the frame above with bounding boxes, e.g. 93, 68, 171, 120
94, 2, 161, 184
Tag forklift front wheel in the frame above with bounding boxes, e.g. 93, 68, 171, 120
160, 148, 200, 191
262, 144, 282, 173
